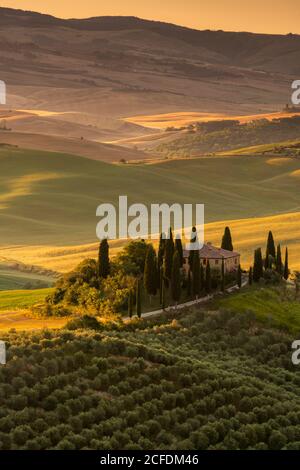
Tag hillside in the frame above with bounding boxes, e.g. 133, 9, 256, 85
1, 148, 300, 245
1, 303, 300, 450
153, 116, 300, 157
0, 6, 297, 133
0, 131, 147, 163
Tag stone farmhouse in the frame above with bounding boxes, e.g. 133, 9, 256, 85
183, 242, 240, 273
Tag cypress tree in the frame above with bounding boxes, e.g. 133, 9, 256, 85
175, 236, 184, 267
205, 261, 212, 294
237, 264, 242, 288
161, 273, 166, 310
159, 265, 164, 306
136, 279, 142, 318
163, 228, 174, 284
221, 227, 233, 251
253, 248, 263, 282
284, 247, 289, 280
144, 245, 157, 304
188, 226, 197, 270
221, 258, 225, 292
249, 266, 253, 285
171, 251, 181, 306
128, 290, 133, 318
98, 239, 110, 279
157, 233, 166, 269
265, 231, 276, 269
192, 253, 200, 299
200, 264, 205, 292
276, 244, 283, 275
187, 268, 191, 297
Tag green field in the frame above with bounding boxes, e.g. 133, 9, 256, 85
0, 288, 53, 311
1, 148, 300, 247
0, 266, 54, 291
218, 286, 300, 334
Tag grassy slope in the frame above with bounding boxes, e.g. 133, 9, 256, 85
1, 148, 300, 272
0, 266, 53, 290
218, 286, 300, 334
218, 140, 300, 156
1, 148, 300, 246
0, 288, 53, 311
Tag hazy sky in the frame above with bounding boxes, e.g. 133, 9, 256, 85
2, 0, 300, 34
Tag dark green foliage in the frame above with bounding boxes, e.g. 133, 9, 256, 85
175, 236, 184, 267
187, 268, 191, 297
136, 279, 142, 318
188, 227, 197, 270
200, 265, 204, 293
159, 266, 164, 307
128, 291, 133, 318
171, 251, 181, 304
284, 247, 289, 280
1, 298, 300, 451
98, 239, 110, 279
253, 248, 263, 283
249, 267, 253, 286
221, 227, 233, 251
143, 245, 157, 302
65, 315, 102, 331
192, 253, 200, 298
221, 259, 225, 292
157, 233, 166, 270
276, 244, 283, 276
116, 240, 148, 276
163, 228, 174, 284
237, 265, 242, 288
265, 231, 276, 269
205, 261, 211, 294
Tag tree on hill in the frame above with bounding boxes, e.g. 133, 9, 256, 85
144, 245, 157, 304
192, 253, 200, 299
136, 279, 142, 318
237, 265, 242, 288
163, 228, 174, 285
187, 268, 191, 297
128, 290, 133, 318
253, 248, 263, 282
98, 239, 110, 279
175, 236, 184, 267
284, 247, 289, 280
249, 267, 253, 285
265, 231, 276, 269
221, 258, 225, 292
276, 244, 283, 276
159, 265, 164, 306
205, 261, 212, 294
221, 227, 233, 251
171, 251, 181, 306
188, 226, 198, 270
200, 264, 205, 293
158, 233, 166, 270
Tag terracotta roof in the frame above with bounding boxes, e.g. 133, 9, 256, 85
183, 243, 240, 260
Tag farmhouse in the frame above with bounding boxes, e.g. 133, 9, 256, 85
183, 242, 240, 273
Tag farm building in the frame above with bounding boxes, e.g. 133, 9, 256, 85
183, 242, 240, 273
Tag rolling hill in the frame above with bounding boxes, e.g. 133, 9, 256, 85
0, 147, 300, 272
0, 6, 298, 133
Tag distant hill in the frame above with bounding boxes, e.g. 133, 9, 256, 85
153, 116, 300, 156
0, 6, 297, 133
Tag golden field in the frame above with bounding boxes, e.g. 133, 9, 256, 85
2, 211, 300, 273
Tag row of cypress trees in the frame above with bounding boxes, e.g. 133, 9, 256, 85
251, 231, 289, 283
97, 226, 241, 319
